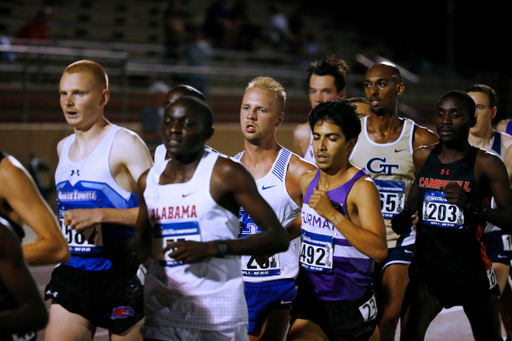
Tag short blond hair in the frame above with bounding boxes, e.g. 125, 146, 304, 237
245, 76, 286, 113
63, 60, 109, 90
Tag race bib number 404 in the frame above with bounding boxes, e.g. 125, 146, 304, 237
60, 219, 103, 254
155, 221, 201, 267
374, 179, 405, 219
422, 191, 464, 229
300, 230, 334, 273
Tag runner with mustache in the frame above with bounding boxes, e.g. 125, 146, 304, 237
350, 63, 438, 341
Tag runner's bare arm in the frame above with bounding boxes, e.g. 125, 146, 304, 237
168, 158, 289, 263
128, 170, 153, 266
478, 151, 512, 231
0, 156, 69, 266
0, 224, 48, 332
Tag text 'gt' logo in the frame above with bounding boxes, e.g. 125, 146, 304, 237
366, 157, 399, 175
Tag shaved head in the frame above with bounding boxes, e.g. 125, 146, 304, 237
62, 60, 108, 90
165, 84, 205, 106
366, 63, 402, 84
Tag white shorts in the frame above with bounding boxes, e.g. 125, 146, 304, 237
142, 324, 249, 341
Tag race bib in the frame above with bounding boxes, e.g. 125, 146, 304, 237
422, 191, 464, 228
374, 179, 405, 219
242, 254, 281, 277
155, 221, 201, 267
300, 230, 334, 273
60, 218, 103, 254
487, 268, 497, 289
358, 294, 378, 323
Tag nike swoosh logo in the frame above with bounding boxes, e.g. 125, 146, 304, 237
281, 300, 292, 305
182, 192, 195, 197
395, 149, 407, 153
404, 249, 414, 254
262, 185, 276, 190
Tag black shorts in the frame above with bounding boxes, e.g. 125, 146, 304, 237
481, 230, 512, 265
44, 264, 144, 334
409, 261, 500, 309
290, 290, 377, 341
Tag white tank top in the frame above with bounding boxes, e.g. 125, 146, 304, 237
143, 150, 247, 332
55, 125, 138, 271
304, 132, 316, 164
350, 117, 416, 248
234, 148, 301, 282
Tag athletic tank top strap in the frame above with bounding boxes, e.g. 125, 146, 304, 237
271, 148, 292, 183
154, 144, 167, 165
233, 151, 243, 161
507, 120, 512, 136
304, 170, 321, 203
491, 132, 502, 157
335, 169, 367, 212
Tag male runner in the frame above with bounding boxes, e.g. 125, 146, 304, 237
293, 55, 349, 163
0, 151, 69, 265
131, 96, 289, 341
152, 84, 207, 164
288, 99, 387, 341
395, 90, 512, 341
466, 84, 512, 295
44, 60, 152, 341
349, 62, 438, 341
235, 77, 316, 340
0, 218, 48, 339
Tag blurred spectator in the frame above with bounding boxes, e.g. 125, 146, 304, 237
140, 81, 170, 150
229, 0, 260, 51
185, 29, 213, 95
163, 0, 185, 61
203, 0, 231, 48
0, 36, 15, 62
14, 8, 52, 40
268, 4, 291, 48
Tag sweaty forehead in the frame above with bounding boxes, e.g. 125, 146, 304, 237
365, 65, 396, 82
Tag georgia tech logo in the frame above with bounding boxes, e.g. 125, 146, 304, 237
366, 157, 399, 175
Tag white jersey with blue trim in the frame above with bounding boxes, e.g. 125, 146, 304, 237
350, 116, 416, 248
142, 150, 247, 333
485, 131, 507, 233
55, 125, 138, 272
234, 147, 301, 282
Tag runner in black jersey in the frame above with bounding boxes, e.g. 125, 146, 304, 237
393, 91, 512, 341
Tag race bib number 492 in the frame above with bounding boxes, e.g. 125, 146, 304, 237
422, 191, 464, 229
300, 230, 334, 273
